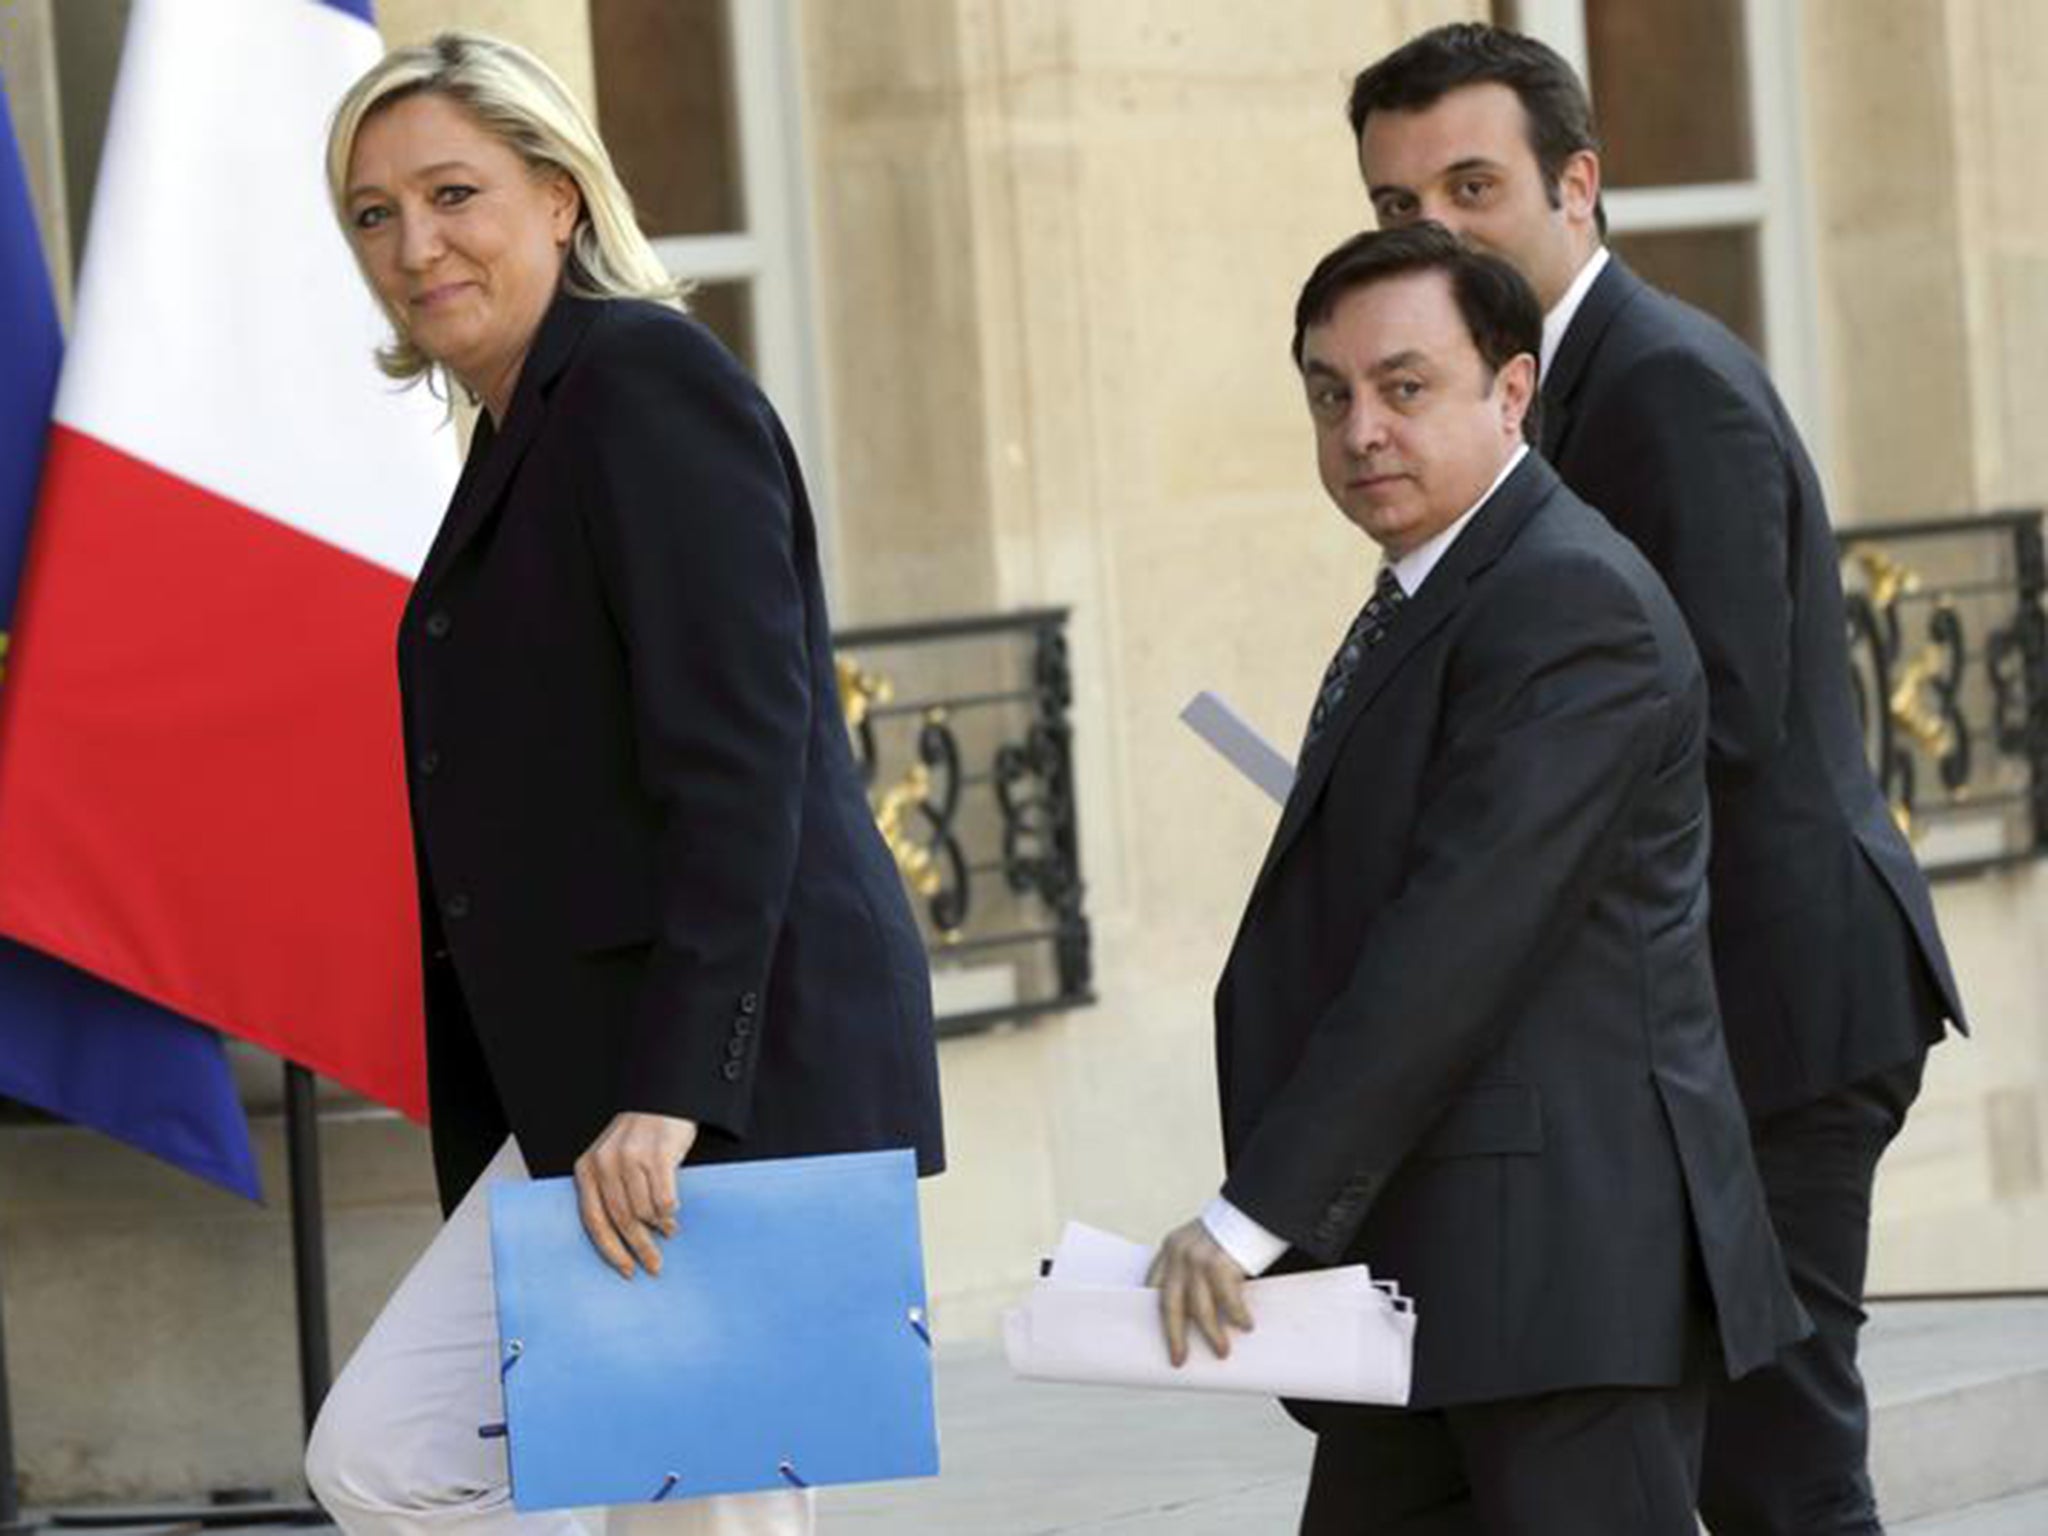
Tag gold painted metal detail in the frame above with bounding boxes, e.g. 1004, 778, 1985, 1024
1855, 548, 1965, 842
1856, 547, 1917, 615
871, 759, 942, 900
839, 654, 946, 903
1890, 635, 1958, 761
836, 653, 892, 730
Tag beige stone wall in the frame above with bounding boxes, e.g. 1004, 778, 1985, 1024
0, 0, 68, 309
375, 0, 596, 108
1804, 0, 2048, 1291
804, 0, 1484, 1331
0, 1113, 438, 1504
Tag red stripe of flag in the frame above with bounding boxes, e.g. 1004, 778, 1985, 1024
0, 426, 425, 1115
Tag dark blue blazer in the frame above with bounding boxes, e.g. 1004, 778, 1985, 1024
1544, 258, 1962, 1117
397, 293, 944, 1211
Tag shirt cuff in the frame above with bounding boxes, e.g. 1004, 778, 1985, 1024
1200, 1194, 1290, 1277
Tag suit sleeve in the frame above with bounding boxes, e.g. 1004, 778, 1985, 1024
1221, 555, 1681, 1262
564, 317, 811, 1136
1570, 347, 1793, 772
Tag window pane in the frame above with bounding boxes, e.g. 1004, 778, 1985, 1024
688, 280, 755, 372
1586, 0, 1753, 188
591, 0, 744, 238
1611, 225, 1763, 352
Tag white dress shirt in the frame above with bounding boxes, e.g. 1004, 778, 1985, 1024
1387, 443, 1530, 598
1200, 441, 1531, 1277
1540, 245, 1610, 381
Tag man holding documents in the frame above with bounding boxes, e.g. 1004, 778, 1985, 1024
1151, 224, 1806, 1531
1346, 28, 1964, 1532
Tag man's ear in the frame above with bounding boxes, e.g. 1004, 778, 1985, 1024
1498, 352, 1538, 438
1557, 147, 1601, 230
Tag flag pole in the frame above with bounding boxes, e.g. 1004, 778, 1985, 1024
0, 1240, 37, 1535
283, 1064, 331, 1436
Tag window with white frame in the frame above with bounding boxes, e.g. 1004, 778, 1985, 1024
589, 0, 833, 558
1501, 0, 1821, 433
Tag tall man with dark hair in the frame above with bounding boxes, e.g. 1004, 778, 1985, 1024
1347, 23, 1966, 1534
1149, 223, 1804, 1532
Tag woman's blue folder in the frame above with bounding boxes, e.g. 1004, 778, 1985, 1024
488, 1148, 938, 1510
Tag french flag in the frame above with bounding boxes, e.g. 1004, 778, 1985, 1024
0, 0, 457, 1118
0, 69, 257, 1199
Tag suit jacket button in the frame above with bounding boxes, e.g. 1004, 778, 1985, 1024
726, 1037, 746, 1060
734, 1015, 753, 1036
443, 893, 471, 921
416, 749, 441, 777
739, 991, 759, 1015
721, 1060, 743, 1082
424, 610, 453, 640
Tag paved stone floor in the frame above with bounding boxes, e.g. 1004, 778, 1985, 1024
822, 1300, 2048, 1533
35, 1301, 2048, 1535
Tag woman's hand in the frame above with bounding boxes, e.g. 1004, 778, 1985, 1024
573, 1111, 699, 1278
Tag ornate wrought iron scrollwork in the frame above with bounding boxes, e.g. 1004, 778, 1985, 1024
989, 626, 1089, 997
1839, 510, 2048, 876
1922, 604, 1969, 793
839, 659, 970, 928
832, 610, 1094, 1033
1845, 577, 1905, 814
913, 710, 969, 935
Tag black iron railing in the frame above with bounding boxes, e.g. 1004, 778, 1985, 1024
1839, 510, 2048, 879
834, 607, 1094, 1036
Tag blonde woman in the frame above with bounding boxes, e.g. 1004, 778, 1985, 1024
307, 33, 943, 1536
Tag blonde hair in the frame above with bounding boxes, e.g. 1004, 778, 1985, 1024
326, 31, 686, 383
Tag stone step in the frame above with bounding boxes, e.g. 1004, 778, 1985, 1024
1868, 1298, 2048, 1521
1897, 1483, 2048, 1535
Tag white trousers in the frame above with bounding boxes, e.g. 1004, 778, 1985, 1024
306, 1140, 815, 1536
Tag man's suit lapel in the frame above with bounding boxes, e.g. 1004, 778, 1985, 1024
1254, 454, 1558, 897
415, 292, 604, 593
1540, 256, 1641, 462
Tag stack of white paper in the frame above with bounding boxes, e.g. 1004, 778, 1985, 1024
1003, 1222, 1415, 1405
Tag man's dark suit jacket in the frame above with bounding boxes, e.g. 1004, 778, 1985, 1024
1217, 454, 1807, 1409
397, 293, 945, 1212
1544, 257, 1963, 1119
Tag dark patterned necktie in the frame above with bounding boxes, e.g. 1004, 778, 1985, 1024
1302, 565, 1407, 752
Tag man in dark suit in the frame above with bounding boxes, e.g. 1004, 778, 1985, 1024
1150, 223, 1806, 1532
1346, 25, 1966, 1533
